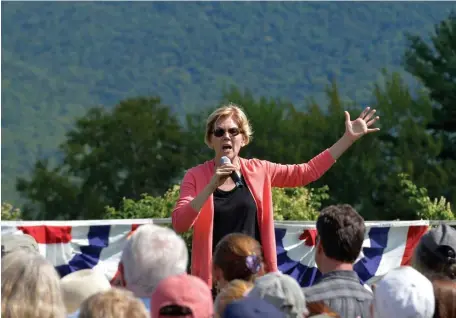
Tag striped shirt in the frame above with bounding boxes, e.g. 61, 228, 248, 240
303, 270, 373, 318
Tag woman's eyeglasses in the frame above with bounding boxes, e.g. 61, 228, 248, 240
213, 127, 241, 137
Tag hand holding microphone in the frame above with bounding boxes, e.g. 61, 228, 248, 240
210, 156, 243, 189
220, 156, 243, 188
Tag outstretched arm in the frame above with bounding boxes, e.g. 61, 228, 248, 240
268, 107, 380, 188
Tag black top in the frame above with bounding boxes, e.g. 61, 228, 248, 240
212, 176, 261, 252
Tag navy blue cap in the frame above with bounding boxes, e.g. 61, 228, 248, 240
222, 297, 286, 318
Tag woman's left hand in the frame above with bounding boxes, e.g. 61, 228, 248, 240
344, 106, 380, 142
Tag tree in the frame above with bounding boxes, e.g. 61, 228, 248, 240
368, 70, 453, 219
404, 11, 456, 161
218, 76, 453, 220
17, 97, 191, 220
397, 173, 454, 221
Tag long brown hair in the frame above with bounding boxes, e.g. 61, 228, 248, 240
433, 279, 456, 318
213, 233, 263, 282
307, 301, 340, 317
215, 280, 253, 318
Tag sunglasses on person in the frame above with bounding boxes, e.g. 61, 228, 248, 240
212, 127, 242, 138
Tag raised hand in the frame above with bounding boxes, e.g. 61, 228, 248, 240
344, 106, 380, 142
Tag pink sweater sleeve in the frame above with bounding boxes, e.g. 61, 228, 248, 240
266, 149, 336, 187
171, 170, 200, 234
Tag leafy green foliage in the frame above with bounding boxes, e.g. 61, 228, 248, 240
272, 186, 330, 221
104, 184, 330, 253
398, 173, 454, 220
404, 11, 456, 161
15, 70, 456, 221
6, 7, 456, 222
403, 12, 456, 216
105, 186, 194, 255
16, 97, 194, 220
1, 202, 23, 221
105, 185, 180, 220
2, 2, 454, 205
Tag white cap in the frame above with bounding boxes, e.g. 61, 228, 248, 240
372, 266, 435, 318
60, 269, 112, 314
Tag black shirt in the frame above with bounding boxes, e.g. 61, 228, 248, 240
212, 176, 261, 252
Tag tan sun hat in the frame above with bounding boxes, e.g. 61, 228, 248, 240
60, 269, 112, 314
1, 234, 39, 257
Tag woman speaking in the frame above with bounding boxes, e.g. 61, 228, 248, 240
172, 104, 379, 287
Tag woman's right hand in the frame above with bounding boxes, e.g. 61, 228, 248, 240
209, 163, 237, 190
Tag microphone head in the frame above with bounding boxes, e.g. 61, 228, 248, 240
220, 156, 231, 165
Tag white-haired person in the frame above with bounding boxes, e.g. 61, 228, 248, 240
172, 103, 380, 288
119, 223, 189, 310
1, 249, 66, 318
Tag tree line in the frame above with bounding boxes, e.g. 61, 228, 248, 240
5, 12, 456, 221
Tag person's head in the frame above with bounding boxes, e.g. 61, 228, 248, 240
60, 269, 112, 314
248, 272, 308, 318
371, 266, 435, 318
412, 224, 456, 281
151, 273, 214, 318
213, 233, 264, 290
223, 297, 286, 318
205, 104, 253, 162
432, 279, 456, 318
79, 288, 148, 318
1, 233, 39, 258
1, 249, 66, 318
120, 224, 188, 297
315, 204, 365, 273
215, 279, 253, 318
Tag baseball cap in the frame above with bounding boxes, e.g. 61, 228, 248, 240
372, 266, 435, 318
248, 272, 308, 318
1, 234, 39, 257
151, 273, 213, 318
418, 224, 456, 263
223, 297, 286, 318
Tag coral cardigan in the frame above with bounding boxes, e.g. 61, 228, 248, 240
171, 149, 336, 287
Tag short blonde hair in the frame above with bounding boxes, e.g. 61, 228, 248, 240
79, 288, 148, 318
1, 250, 66, 318
215, 279, 253, 318
205, 103, 253, 148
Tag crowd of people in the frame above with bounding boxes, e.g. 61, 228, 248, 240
2, 204, 456, 318
2, 104, 455, 317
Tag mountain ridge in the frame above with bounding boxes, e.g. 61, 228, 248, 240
2, 2, 455, 205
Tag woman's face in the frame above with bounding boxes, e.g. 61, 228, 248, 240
210, 116, 246, 162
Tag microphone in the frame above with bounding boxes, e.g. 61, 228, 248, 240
220, 156, 243, 188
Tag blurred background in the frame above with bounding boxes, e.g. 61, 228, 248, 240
2, 2, 455, 222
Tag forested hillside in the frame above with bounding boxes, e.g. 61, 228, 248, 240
2, 2, 455, 206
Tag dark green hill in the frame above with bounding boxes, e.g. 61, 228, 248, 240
2, 2, 455, 205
